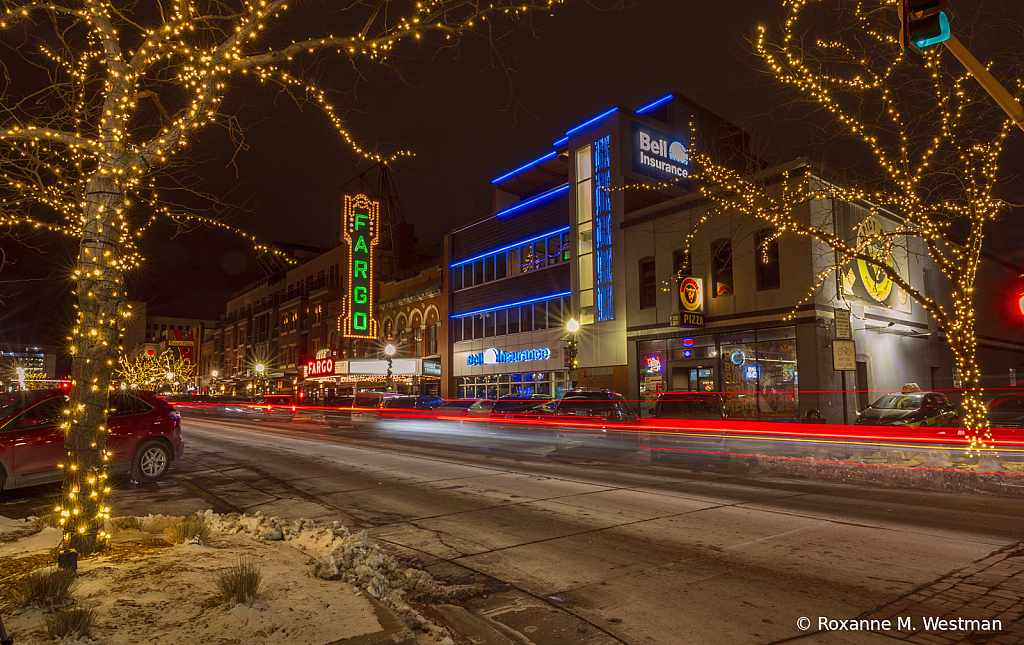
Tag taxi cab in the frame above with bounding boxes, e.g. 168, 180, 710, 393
855, 383, 959, 428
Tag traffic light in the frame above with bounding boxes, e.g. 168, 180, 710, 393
899, 0, 951, 65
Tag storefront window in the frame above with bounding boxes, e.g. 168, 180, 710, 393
721, 327, 798, 421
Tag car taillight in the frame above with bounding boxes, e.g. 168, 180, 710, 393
167, 409, 180, 420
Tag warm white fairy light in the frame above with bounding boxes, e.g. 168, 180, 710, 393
0, 0, 568, 553
690, 0, 1015, 455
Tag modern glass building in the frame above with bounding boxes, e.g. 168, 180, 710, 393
444, 93, 750, 400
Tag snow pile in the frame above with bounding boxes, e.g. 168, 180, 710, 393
204, 510, 465, 638
2, 510, 466, 645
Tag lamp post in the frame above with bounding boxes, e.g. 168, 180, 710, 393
166, 371, 176, 394
384, 344, 396, 392
255, 363, 265, 395
566, 318, 579, 389
210, 370, 218, 396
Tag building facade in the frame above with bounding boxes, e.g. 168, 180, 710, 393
621, 159, 1024, 421
445, 93, 749, 400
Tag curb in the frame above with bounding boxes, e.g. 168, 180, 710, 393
331, 595, 416, 645
430, 603, 517, 644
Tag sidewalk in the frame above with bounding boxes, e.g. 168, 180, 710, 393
866, 541, 1024, 644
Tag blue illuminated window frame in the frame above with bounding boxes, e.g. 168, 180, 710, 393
636, 94, 674, 115
451, 226, 571, 269
452, 291, 572, 319
492, 150, 558, 185
496, 184, 570, 219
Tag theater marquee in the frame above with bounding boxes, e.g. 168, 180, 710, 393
342, 194, 380, 339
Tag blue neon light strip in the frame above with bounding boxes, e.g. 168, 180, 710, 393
453, 291, 572, 319
552, 136, 569, 148
496, 183, 570, 218
636, 94, 674, 115
565, 107, 618, 137
451, 225, 571, 268
492, 150, 558, 185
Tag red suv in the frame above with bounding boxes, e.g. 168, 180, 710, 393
0, 389, 184, 492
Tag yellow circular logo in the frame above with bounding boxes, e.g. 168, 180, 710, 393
856, 216, 893, 303
680, 277, 702, 311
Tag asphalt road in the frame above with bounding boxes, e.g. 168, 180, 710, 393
3, 417, 1023, 645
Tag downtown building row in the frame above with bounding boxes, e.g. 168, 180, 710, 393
444, 93, 1024, 420
176, 92, 1024, 419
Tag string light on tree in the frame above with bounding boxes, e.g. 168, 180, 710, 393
0, 0, 571, 559
691, 0, 1014, 455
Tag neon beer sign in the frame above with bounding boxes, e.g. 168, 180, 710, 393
343, 194, 380, 339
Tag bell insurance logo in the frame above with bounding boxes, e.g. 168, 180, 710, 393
679, 276, 703, 312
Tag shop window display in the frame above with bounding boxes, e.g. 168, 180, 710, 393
720, 328, 798, 420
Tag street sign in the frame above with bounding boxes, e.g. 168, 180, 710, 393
832, 339, 856, 371
834, 308, 852, 339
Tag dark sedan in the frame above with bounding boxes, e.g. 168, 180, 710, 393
855, 391, 959, 428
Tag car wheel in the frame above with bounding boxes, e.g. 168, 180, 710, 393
132, 441, 171, 482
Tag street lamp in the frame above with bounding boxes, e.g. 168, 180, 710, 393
255, 363, 265, 395
15, 367, 25, 390
210, 370, 218, 396
566, 318, 579, 388
384, 344, 396, 392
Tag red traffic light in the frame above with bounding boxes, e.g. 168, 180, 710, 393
1018, 293, 1024, 317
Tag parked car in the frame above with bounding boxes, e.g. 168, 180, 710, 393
432, 399, 479, 417
252, 394, 297, 421
855, 384, 960, 428
651, 391, 728, 421
323, 391, 400, 428
381, 395, 445, 411
533, 389, 638, 447
648, 391, 728, 453
984, 391, 1024, 430
0, 389, 183, 492
462, 396, 553, 430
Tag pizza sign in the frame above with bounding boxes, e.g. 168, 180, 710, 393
677, 276, 705, 328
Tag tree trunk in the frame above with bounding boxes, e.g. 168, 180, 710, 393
62, 171, 126, 555
947, 309, 992, 454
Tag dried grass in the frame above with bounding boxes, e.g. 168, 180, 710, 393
33, 511, 62, 531
110, 516, 147, 533
42, 603, 98, 640
19, 568, 77, 610
215, 557, 264, 607
163, 515, 210, 545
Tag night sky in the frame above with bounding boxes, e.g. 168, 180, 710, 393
2, 0, 1022, 347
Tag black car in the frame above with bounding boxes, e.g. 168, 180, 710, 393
855, 390, 959, 428
323, 391, 400, 428
462, 396, 553, 430
985, 391, 1024, 430
649, 391, 728, 451
381, 395, 445, 411
651, 391, 727, 421
534, 389, 638, 447
433, 399, 479, 416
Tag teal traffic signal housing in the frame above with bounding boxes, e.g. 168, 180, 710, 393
900, 0, 951, 65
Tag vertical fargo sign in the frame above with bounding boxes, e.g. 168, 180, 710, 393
342, 194, 380, 339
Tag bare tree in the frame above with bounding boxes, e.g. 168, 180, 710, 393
0, 0, 580, 555
690, 0, 1020, 452
114, 349, 193, 391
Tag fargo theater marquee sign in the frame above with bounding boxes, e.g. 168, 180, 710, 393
343, 194, 380, 339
